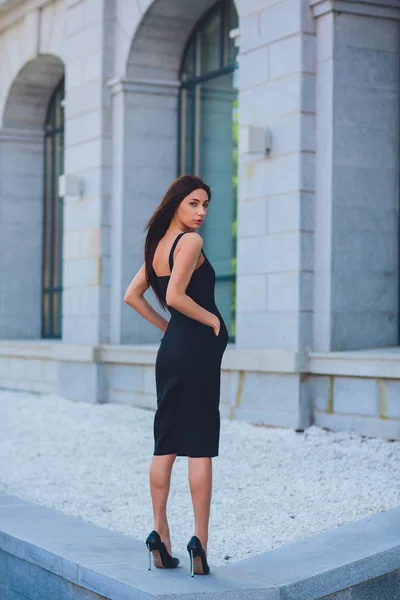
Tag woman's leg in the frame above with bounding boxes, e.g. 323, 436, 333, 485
188, 457, 212, 555
149, 454, 176, 554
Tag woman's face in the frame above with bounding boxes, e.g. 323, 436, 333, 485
175, 188, 210, 230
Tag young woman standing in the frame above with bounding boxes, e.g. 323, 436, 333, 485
124, 175, 229, 576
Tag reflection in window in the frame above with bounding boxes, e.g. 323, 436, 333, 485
179, 0, 238, 342
42, 78, 64, 338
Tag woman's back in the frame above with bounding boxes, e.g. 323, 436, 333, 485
153, 232, 218, 315
152, 232, 204, 278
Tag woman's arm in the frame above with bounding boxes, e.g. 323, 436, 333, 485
124, 263, 169, 333
166, 233, 219, 332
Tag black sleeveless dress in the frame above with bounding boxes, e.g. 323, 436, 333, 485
153, 232, 229, 458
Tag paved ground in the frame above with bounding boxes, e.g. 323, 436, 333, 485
0, 390, 398, 566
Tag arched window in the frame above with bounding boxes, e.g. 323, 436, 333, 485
179, 0, 238, 342
42, 78, 64, 338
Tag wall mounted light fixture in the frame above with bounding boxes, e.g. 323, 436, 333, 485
58, 174, 85, 198
242, 125, 272, 156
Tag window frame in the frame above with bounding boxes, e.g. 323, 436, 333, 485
41, 77, 64, 339
177, 0, 238, 342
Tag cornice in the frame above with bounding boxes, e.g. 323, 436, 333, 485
310, 0, 400, 19
0, 128, 44, 143
0, 0, 52, 34
107, 77, 180, 97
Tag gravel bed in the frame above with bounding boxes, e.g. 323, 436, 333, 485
0, 390, 399, 567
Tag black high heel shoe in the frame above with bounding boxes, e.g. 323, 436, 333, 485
187, 535, 210, 576
145, 530, 180, 570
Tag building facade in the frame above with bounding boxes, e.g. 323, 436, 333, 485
0, 0, 399, 439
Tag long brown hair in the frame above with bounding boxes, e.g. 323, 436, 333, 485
144, 175, 211, 310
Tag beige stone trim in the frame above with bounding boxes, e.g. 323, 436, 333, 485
310, 347, 400, 378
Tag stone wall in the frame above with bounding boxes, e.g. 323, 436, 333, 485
312, 2, 400, 352
0, 0, 399, 439
235, 0, 316, 352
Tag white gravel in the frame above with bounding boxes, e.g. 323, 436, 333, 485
0, 390, 399, 567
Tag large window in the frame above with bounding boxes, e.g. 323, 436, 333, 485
179, 0, 238, 342
42, 78, 64, 338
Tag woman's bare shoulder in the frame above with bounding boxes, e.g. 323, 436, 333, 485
180, 231, 203, 248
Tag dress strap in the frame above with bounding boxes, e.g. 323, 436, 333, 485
168, 232, 186, 271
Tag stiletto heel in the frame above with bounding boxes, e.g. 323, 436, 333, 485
145, 530, 180, 569
189, 548, 194, 577
147, 543, 152, 570
186, 535, 210, 576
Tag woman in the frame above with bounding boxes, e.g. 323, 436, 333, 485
124, 175, 229, 577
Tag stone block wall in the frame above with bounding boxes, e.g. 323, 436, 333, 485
62, 0, 113, 346
0, 356, 57, 395
1, 341, 400, 439
235, 0, 316, 352
313, 375, 400, 440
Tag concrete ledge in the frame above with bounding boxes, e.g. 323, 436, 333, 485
222, 348, 309, 374
310, 347, 400, 379
99, 344, 309, 374
0, 341, 308, 373
314, 409, 400, 440
0, 341, 97, 363
99, 344, 160, 366
3, 341, 400, 377
0, 491, 399, 599
230, 507, 400, 599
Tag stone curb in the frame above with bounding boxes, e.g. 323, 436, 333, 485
0, 491, 399, 599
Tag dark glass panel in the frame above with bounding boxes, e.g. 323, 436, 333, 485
227, 0, 239, 65
198, 71, 238, 337
199, 6, 222, 74
43, 136, 52, 289
42, 78, 64, 339
181, 43, 195, 82
53, 132, 60, 287
59, 130, 64, 176
42, 291, 50, 338
180, 87, 195, 174
52, 292, 61, 338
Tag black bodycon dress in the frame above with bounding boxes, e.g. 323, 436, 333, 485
153, 232, 229, 457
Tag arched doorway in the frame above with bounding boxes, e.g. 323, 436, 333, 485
42, 78, 65, 338
0, 55, 64, 340
178, 0, 238, 342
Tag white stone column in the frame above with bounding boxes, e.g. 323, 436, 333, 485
235, 0, 316, 352
59, 0, 114, 401
108, 78, 125, 346
312, 7, 335, 352
108, 77, 180, 345
62, 0, 113, 347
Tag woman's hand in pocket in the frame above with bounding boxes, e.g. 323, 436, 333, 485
211, 315, 221, 336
